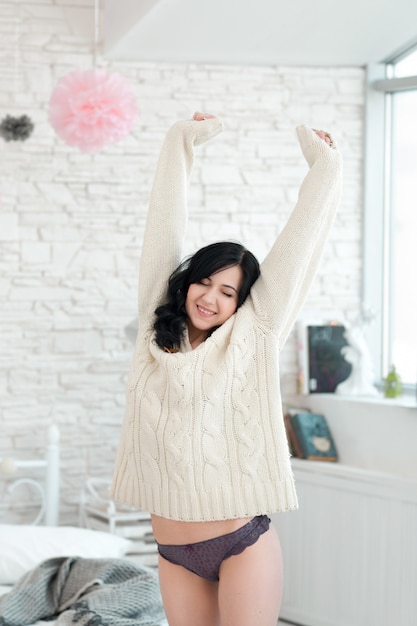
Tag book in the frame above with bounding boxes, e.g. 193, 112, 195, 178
283, 412, 304, 458
307, 324, 352, 393
282, 404, 310, 458
289, 412, 338, 461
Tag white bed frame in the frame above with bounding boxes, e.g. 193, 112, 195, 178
0, 425, 60, 526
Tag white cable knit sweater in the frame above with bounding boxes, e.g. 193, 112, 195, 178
111, 117, 343, 521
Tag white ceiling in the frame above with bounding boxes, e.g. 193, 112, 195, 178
101, 0, 417, 67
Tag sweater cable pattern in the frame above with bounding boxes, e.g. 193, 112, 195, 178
111, 118, 343, 521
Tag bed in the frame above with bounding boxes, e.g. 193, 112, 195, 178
0, 426, 167, 625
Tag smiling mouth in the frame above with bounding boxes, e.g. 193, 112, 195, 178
197, 305, 216, 317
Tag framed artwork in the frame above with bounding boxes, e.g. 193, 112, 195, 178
297, 317, 352, 393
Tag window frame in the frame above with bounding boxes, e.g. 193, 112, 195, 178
363, 51, 417, 391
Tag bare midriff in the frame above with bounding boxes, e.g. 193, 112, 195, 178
151, 514, 255, 545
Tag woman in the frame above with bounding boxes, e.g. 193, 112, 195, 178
112, 112, 342, 625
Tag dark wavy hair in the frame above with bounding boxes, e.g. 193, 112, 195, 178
153, 241, 260, 351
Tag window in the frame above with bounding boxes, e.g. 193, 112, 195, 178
364, 47, 417, 390
394, 48, 417, 77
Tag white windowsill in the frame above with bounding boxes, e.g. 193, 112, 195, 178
285, 392, 417, 410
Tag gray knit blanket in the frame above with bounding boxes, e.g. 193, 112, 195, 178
0, 557, 165, 626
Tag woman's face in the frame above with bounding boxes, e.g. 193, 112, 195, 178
185, 265, 243, 338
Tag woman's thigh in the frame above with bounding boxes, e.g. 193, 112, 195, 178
158, 554, 220, 626
217, 524, 283, 626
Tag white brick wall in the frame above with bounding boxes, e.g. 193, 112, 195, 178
0, 0, 364, 523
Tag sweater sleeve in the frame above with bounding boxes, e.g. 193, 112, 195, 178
137, 117, 224, 323
250, 125, 343, 347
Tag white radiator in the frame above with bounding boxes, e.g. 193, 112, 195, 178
272, 459, 417, 626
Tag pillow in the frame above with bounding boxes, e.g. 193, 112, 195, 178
0, 525, 133, 585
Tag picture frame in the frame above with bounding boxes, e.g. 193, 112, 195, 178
296, 315, 352, 394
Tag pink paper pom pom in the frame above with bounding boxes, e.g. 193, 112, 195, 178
48, 69, 139, 153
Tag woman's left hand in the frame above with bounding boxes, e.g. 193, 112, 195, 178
313, 129, 333, 146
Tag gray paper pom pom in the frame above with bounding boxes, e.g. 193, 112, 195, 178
0, 114, 35, 142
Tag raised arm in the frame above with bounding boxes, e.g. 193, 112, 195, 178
250, 125, 343, 347
137, 114, 223, 323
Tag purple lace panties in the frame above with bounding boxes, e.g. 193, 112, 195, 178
157, 514, 271, 582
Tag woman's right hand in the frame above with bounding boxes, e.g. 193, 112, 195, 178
168, 113, 223, 146
192, 112, 217, 122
